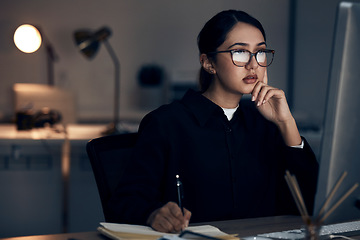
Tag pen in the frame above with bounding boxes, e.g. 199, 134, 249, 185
176, 174, 184, 215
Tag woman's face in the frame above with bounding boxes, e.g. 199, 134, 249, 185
210, 22, 267, 96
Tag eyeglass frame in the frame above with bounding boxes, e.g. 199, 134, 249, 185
207, 49, 275, 67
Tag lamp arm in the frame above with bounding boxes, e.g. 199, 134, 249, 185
37, 26, 59, 86
103, 40, 120, 129
45, 43, 57, 86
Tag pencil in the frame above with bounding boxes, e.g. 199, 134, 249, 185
316, 171, 347, 220
320, 183, 359, 223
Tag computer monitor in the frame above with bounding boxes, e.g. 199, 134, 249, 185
314, 1, 360, 223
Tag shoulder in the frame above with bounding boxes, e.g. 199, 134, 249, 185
138, 100, 188, 131
144, 100, 185, 120
140, 89, 203, 126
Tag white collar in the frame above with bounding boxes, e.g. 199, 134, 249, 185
221, 105, 239, 121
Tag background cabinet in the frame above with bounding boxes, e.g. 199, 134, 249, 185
0, 125, 112, 238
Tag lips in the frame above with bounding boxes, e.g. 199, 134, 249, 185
243, 74, 258, 84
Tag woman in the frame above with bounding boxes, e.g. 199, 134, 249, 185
108, 10, 318, 233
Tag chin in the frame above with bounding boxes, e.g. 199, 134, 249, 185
236, 81, 256, 93
243, 90, 253, 95
239, 86, 255, 95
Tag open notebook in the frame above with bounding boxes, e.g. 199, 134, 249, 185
98, 222, 239, 240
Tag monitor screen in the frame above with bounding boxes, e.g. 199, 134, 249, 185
314, 1, 360, 223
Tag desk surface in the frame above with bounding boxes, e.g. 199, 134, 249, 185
0, 216, 305, 240
0, 124, 106, 141
0, 123, 139, 142
4, 216, 360, 240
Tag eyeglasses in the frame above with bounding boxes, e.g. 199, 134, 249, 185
208, 49, 275, 67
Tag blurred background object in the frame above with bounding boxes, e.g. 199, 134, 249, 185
74, 26, 121, 134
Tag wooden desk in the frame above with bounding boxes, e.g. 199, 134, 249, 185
0, 232, 107, 240
0, 216, 305, 240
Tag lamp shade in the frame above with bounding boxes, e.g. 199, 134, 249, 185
14, 24, 42, 53
14, 24, 58, 85
74, 27, 111, 59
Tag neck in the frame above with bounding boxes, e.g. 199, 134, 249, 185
202, 89, 242, 109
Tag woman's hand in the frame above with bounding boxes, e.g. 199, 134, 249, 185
146, 202, 192, 233
251, 70, 293, 124
251, 71, 302, 146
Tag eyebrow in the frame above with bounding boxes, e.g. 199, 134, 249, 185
227, 42, 267, 49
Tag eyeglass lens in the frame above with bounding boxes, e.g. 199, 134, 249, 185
232, 50, 272, 67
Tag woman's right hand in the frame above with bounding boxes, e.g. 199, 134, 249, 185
146, 202, 192, 233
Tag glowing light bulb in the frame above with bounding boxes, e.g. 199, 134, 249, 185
14, 24, 42, 53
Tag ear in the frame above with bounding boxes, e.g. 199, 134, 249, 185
200, 54, 216, 74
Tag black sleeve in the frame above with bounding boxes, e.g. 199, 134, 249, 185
277, 137, 319, 216
238, 100, 319, 217
107, 112, 169, 225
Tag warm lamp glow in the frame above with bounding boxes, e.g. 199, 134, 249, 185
14, 24, 42, 53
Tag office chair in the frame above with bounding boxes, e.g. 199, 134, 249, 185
86, 132, 138, 221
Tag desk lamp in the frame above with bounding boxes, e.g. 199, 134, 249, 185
14, 24, 58, 85
73, 27, 120, 135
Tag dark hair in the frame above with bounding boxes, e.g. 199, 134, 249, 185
197, 10, 266, 92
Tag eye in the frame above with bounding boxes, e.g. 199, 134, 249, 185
232, 50, 250, 63
256, 50, 267, 63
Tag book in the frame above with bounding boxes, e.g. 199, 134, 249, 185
98, 222, 239, 240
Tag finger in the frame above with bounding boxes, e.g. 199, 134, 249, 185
262, 69, 268, 84
251, 81, 265, 102
156, 202, 184, 232
150, 203, 180, 233
183, 208, 192, 228
149, 209, 173, 233
259, 88, 285, 108
166, 203, 192, 231
255, 85, 273, 106
259, 88, 277, 106
167, 202, 187, 232
168, 202, 184, 218
264, 88, 284, 102
152, 215, 175, 233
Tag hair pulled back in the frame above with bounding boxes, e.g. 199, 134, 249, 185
197, 10, 266, 92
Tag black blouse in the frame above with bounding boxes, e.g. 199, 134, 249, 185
108, 89, 318, 225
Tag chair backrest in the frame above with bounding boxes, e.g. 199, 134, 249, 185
86, 132, 138, 221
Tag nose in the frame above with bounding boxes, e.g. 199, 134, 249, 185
245, 54, 258, 70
